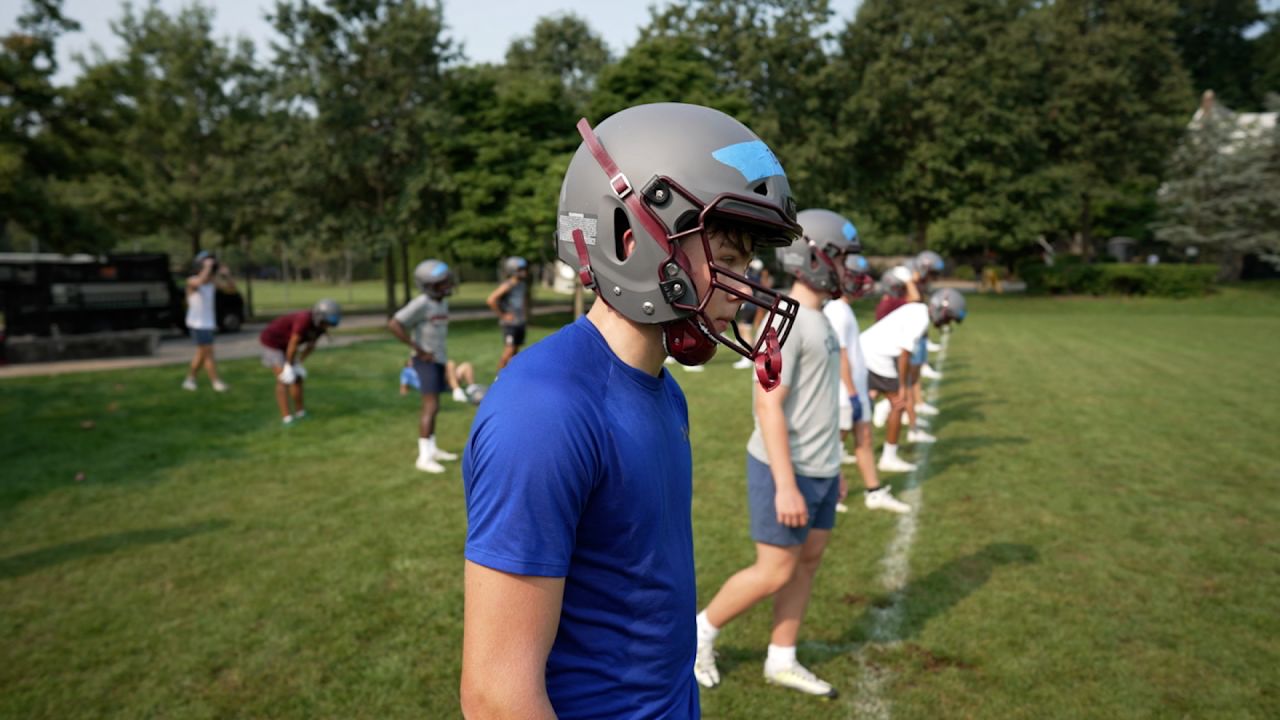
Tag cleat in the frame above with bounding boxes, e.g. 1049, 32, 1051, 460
915, 402, 939, 416
872, 398, 891, 428
878, 456, 917, 474
433, 447, 459, 462
182, 377, 197, 391
915, 417, 930, 429
865, 486, 911, 514
764, 662, 837, 698
835, 502, 849, 513
907, 429, 936, 444
694, 640, 720, 688
920, 364, 942, 380
927, 341, 942, 352
452, 387, 468, 403
664, 356, 677, 365
682, 364, 705, 373
415, 457, 445, 474
732, 356, 753, 370
212, 380, 229, 392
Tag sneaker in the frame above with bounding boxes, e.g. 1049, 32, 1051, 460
907, 429, 936, 444
182, 377, 197, 391
927, 341, 942, 352
865, 486, 911, 514
835, 501, 849, 514
682, 364, 705, 373
763, 661, 837, 698
212, 380, 229, 392
915, 417, 930, 429
841, 452, 858, 466
872, 398, 891, 428
664, 356, 677, 365
920, 364, 942, 380
915, 402, 939, 416
452, 387, 468, 403
694, 640, 720, 688
415, 456, 445, 474
433, 447, 459, 462
282, 414, 295, 426
294, 409, 307, 420
878, 455, 917, 473
732, 356, 753, 370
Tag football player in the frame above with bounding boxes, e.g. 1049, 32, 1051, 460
486, 256, 530, 371
258, 299, 340, 425
388, 260, 456, 473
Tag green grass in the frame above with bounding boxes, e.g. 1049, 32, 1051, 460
246, 280, 568, 316
2, 288, 1279, 718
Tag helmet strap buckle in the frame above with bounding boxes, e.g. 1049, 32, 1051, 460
609, 172, 633, 199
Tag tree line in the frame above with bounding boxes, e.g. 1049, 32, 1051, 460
3, 0, 1278, 306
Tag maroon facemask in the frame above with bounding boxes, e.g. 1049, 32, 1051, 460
572, 118, 801, 391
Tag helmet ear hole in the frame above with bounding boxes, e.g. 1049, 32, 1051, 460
613, 208, 631, 262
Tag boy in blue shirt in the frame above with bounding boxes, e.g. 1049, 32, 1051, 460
460, 103, 803, 719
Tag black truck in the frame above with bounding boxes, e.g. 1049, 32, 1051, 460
0, 252, 244, 336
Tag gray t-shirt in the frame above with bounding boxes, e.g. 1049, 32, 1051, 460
500, 280, 527, 324
747, 304, 842, 477
394, 293, 449, 363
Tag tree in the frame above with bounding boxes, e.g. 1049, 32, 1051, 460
1155, 97, 1280, 278
504, 13, 611, 114
271, 0, 457, 313
1172, 0, 1264, 110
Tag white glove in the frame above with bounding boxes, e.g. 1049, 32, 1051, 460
278, 363, 297, 385
294, 364, 307, 380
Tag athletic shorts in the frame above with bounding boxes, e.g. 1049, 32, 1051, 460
838, 392, 870, 431
868, 370, 900, 394
746, 453, 839, 547
260, 346, 286, 369
502, 323, 526, 347
910, 335, 928, 366
413, 358, 447, 395
192, 329, 215, 346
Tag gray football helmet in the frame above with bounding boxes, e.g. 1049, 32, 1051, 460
928, 288, 967, 326
913, 250, 945, 279
312, 298, 341, 327
414, 259, 454, 299
557, 102, 802, 389
779, 209, 863, 298
503, 256, 528, 278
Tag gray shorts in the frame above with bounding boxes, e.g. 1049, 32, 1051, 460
746, 452, 839, 547
868, 370, 900, 394
260, 346, 286, 369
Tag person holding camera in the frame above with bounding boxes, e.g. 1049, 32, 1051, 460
182, 251, 235, 392
259, 299, 342, 426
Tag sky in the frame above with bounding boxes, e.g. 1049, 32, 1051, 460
0, 0, 864, 86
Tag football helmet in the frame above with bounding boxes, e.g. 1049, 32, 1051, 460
779, 209, 863, 299
913, 250, 945, 280
503, 256, 528, 278
844, 254, 874, 299
414, 259, 454, 299
928, 288, 967, 326
312, 298, 341, 327
557, 103, 802, 390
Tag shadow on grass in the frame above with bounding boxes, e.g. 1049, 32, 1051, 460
923, 434, 1030, 477
0, 519, 230, 579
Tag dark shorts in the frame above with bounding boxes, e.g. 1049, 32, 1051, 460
868, 370, 900, 394
502, 323, 527, 347
747, 453, 839, 546
412, 358, 447, 395
192, 329, 215, 346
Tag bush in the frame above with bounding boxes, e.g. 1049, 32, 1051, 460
1020, 262, 1216, 297
952, 265, 976, 281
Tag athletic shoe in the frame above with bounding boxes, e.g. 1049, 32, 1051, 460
927, 341, 942, 352
282, 415, 295, 426
294, 409, 308, 420
878, 456, 917, 473
920, 364, 942, 380
907, 429, 936, 444
732, 356, 753, 370
694, 640, 720, 688
835, 501, 849, 514
763, 661, 837, 698
841, 452, 858, 466
872, 398, 891, 428
182, 377, 197, 391
212, 380, 229, 392
865, 486, 911, 514
915, 416, 930, 429
433, 447, 459, 462
682, 364, 705, 373
664, 356, 676, 365
415, 456, 445, 474
915, 402, 939, 416
452, 387, 468, 403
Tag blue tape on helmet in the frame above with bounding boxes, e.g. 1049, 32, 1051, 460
711, 141, 786, 183
842, 221, 859, 242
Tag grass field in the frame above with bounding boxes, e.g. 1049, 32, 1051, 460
247, 280, 567, 316
2, 287, 1279, 718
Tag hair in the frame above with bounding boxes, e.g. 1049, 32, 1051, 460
699, 218, 758, 257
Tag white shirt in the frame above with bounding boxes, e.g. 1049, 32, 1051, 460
186, 282, 216, 330
822, 298, 868, 398
859, 303, 929, 378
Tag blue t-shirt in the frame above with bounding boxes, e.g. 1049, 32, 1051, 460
463, 316, 699, 719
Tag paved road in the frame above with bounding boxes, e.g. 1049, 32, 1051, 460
0, 305, 572, 379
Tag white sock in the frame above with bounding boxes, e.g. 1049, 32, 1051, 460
766, 644, 796, 671
696, 611, 719, 645
428, 435, 438, 454
418, 437, 431, 460
883, 443, 899, 461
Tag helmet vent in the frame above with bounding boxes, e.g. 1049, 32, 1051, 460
752, 182, 769, 196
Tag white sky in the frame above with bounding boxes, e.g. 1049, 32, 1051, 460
0, 0, 865, 85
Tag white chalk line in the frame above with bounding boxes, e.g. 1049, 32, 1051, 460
846, 332, 950, 720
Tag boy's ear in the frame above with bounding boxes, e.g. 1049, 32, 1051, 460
622, 228, 636, 260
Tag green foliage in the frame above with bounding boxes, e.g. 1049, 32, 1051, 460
1019, 261, 1217, 296
1172, 0, 1264, 109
